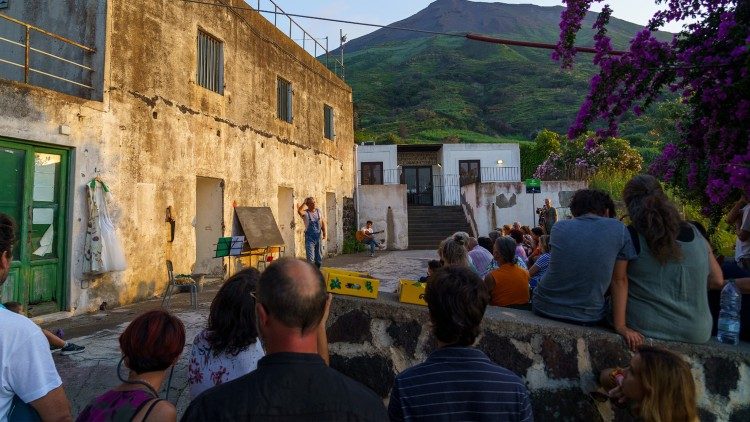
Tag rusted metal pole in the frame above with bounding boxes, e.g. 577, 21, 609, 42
0, 13, 95, 52
24, 26, 29, 83
465, 33, 626, 55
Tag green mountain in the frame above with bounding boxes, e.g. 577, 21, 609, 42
338, 0, 672, 144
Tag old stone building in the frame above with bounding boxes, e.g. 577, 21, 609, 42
0, 0, 354, 316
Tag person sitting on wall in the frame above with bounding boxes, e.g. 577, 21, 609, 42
358, 220, 385, 257
527, 227, 546, 265
3, 302, 85, 355
616, 175, 724, 349
528, 235, 551, 291
297, 197, 326, 269
388, 266, 533, 421
419, 259, 443, 283
509, 229, 529, 267
532, 189, 637, 327
182, 258, 387, 421
484, 236, 530, 308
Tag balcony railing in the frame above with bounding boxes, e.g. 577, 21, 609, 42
357, 167, 521, 186
0, 13, 96, 96
253, 0, 345, 79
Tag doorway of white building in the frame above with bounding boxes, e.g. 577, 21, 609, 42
195, 177, 224, 276
277, 187, 296, 257
325, 192, 337, 255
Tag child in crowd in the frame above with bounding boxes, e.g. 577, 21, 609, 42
3, 301, 85, 355
419, 260, 442, 283
600, 346, 698, 422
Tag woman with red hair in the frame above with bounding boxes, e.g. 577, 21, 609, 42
77, 310, 186, 422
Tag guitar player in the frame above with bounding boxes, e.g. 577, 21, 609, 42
360, 221, 385, 257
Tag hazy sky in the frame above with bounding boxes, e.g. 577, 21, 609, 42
263, 1, 686, 54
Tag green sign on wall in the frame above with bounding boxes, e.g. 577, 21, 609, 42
525, 178, 541, 194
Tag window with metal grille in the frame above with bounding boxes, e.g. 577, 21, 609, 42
361, 162, 383, 185
324, 105, 335, 140
277, 78, 293, 123
196, 30, 223, 94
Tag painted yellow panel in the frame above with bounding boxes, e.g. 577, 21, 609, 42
398, 279, 427, 306
326, 272, 379, 299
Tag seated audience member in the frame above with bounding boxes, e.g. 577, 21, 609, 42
520, 226, 534, 254
0, 214, 73, 422
467, 237, 493, 278
488, 230, 501, 245
419, 260, 442, 283
484, 237, 530, 307
600, 346, 698, 422
726, 194, 750, 272
388, 266, 532, 421
360, 220, 385, 257
78, 310, 185, 422
527, 227, 545, 265
188, 269, 265, 399
182, 258, 387, 421
532, 189, 637, 326
509, 229, 529, 266
528, 235, 551, 290
501, 224, 512, 236
4, 302, 85, 355
441, 235, 477, 273
618, 175, 723, 347
477, 236, 494, 253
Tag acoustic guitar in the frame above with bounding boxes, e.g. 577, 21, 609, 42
355, 230, 384, 242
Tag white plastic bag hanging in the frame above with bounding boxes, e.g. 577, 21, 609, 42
84, 178, 127, 274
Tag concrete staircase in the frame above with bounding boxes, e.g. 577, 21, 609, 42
408, 206, 473, 250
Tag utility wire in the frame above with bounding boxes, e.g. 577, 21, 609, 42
179, 0, 626, 54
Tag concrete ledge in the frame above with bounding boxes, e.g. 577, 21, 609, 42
327, 293, 750, 421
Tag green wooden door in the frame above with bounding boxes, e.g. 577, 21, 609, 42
0, 139, 68, 315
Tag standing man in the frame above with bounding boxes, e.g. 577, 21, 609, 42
542, 198, 557, 235
389, 266, 533, 421
182, 258, 387, 421
727, 194, 750, 272
298, 197, 326, 268
0, 214, 73, 421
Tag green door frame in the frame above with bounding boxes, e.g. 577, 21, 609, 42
0, 137, 70, 312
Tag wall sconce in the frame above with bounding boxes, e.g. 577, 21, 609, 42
497, 160, 504, 166
437, 163, 442, 168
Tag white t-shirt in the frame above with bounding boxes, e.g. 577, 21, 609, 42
736, 204, 750, 261
0, 307, 62, 417
360, 226, 373, 236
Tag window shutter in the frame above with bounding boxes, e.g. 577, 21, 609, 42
287, 84, 293, 123
330, 108, 335, 139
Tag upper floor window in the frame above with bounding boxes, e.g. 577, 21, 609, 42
197, 30, 224, 94
459, 160, 481, 186
324, 105, 335, 140
277, 77, 293, 123
361, 162, 383, 185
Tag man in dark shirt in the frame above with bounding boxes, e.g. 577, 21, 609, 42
388, 266, 533, 421
182, 258, 387, 421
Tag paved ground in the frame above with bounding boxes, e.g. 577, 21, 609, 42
42, 249, 436, 417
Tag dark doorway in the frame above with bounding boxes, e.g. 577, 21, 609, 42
402, 166, 433, 205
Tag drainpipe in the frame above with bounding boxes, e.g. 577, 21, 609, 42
354, 144, 359, 230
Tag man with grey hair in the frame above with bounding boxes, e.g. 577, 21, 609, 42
182, 258, 387, 421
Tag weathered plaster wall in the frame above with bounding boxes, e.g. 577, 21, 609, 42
462, 180, 588, 236
357, 185, 408, 250
327, 294, 750, 421
0, 0, 355, 313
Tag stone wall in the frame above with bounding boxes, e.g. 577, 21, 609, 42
0, 0, 355, 313
461, 180, 587, 236
357, 185, 408, 250
327, 294, 750, 421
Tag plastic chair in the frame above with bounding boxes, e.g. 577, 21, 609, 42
161, 260, 198, 309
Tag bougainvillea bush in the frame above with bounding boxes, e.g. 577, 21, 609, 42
554, 0, 750, 220
534, 132, 642, 180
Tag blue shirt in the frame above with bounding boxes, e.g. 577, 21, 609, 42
532, 214, 636, 323
388, 347, 533, 421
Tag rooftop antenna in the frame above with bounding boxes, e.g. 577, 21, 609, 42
340, 29, 347, 80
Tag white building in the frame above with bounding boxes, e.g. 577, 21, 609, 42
356, 143, 521, 206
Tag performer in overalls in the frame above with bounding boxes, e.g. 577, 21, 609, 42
297, 197, 326, 268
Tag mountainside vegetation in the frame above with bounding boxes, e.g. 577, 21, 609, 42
338, 0, 672, 147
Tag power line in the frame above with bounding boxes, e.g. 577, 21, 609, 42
179, 0, 626, 54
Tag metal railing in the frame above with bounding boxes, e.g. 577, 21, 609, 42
253, 0, 345, 79
0, 13, 96, 94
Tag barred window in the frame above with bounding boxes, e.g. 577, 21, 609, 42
324, 105, 335, 140
277, 78, 293, 123
197, 30, 223, 94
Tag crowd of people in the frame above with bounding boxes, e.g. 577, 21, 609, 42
1, 171, 748, 421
